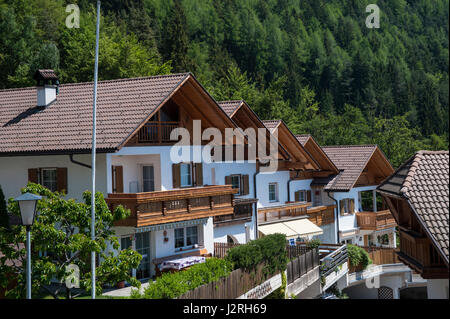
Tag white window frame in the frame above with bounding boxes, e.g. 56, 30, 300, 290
141, 165, 155, 192
40, 168, 57, 192
230, 174, 241, 195
268, 183, 278, 203
180, 163, 193, 187
174, 226, 200, 250
297, 190, 307, 202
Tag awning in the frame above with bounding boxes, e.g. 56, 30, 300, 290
259, 219, 323, 239
283, 219, 323, 238
258, 223, 299, 239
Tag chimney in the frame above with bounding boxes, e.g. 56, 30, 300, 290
33, 69, 59, 107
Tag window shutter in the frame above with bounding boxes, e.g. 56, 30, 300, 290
56, 168, 68, 193
306, 190, 312, 202
241, 175, 249, 195
350, 199, 355, 214
172, 164, 181, 188
28, 168, 39, 184
295, 191, 300, 202
194, 163, 203, 186
340, 199, 345, 216
111, 166, 123, 193
225, 176, 232, 185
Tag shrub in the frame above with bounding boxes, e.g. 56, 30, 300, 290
225, 234, 288, 276
347, 244, 372, 269
305, 239, 321, 250
137, 257, 232, 299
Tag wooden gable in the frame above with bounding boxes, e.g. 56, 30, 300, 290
231, 102, 290, 161
355, 147, 394, 187
124, 75, 242, 147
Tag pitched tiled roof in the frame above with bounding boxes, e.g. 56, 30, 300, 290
321, 145, 378, 191
217, 100, 243, 116
295, 134, 311, 146
0, 73, 190, 155
378, 151, 449, 263
33, 69, 58, 81
261, 120, 282, 132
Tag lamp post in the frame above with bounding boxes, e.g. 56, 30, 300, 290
14, 193, 42, 299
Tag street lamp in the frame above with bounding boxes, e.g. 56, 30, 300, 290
14, 192, 42, 299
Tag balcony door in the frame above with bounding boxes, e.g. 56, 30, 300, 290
135, 232, 151, 280
142, 165, 155, 192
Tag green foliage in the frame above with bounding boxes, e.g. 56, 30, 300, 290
265, 271, 286, 299
133, 257, 232, 299
225, 234, 288, 277
0, 185, 8, 229
347, 244, 372, 270
0, 0, 448, 164
0, 183, 142, 299
305, 239, 321, 250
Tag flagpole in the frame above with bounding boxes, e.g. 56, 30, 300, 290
91, 0, 101, 299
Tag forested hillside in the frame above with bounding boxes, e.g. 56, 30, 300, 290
0, 0, 448, 167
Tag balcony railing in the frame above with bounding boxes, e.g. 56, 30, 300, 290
258, 202, 335, 227
356, 210, 396, 231
106, 185, 237, 228
137, 121, 180, 143
397, 229, 447, 278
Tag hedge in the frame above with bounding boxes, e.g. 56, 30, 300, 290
132, 257, 232, 299
225, 233, 288, 276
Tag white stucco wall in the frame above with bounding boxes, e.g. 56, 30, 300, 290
256, 170, 290, 208
0, 153, 107, 202
333, 185, 377, 233
427, 279, 449, 299
344, 273, 405, 299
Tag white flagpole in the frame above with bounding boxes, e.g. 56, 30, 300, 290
91, 0, 101, 299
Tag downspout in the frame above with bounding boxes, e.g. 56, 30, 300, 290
253, 163, 260, 240
69, 154, 91, 169
326, 190, 340, 244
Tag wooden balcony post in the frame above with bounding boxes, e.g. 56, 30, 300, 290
162, 201, 166, 216
187, 198, 191, 213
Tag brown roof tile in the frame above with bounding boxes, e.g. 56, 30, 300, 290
0, 73, 190, 155
378, 151, 449, 263
321, 145, 378, 191
217, 100, 243, 116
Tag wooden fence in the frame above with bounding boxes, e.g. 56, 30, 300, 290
286, 248, 319, 285
178, 263, 277, 299
214, 242, 242, 258
363, 246, 400, 265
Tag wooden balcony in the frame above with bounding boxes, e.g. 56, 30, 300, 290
137, 121, 180, 144
356, 210, 396, 231
258, 202, 335, 227
106, 185, 237, 228
213, 198, 257, 225
397, 230, 448, 279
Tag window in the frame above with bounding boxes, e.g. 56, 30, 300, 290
174, 226, 199, 249
296, 190, 306, 202
186, 226, 198, 246
340, 198, 355, 215
180, 163, 192, 187
41, 168, 57, 192
269, 183, 278, 202
230, 175, 241, 195
121, 236, 132, 250
174, 228, 185, 249
142, 166, 155, 192
135, 232, 151, 279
